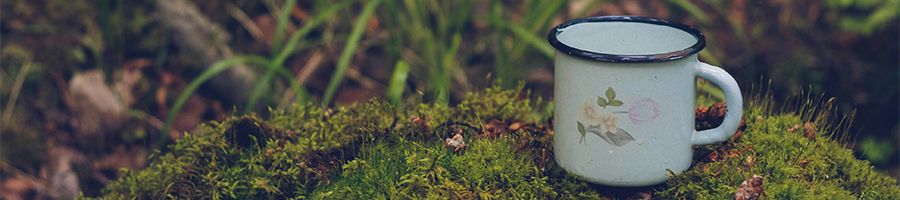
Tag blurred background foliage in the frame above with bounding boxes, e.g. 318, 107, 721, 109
0, 0, 897, 198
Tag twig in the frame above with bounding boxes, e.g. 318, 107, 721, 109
346, 65, 383, 91
277, 51, 324, 108
296, 51, 325, 85
0, 162, 50, 193
226, 3, 265, 43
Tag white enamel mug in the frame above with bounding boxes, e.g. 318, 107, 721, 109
547, 16, 743, 186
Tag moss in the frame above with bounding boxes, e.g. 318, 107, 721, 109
92, 86, 899, 199
658, 98, 900, 199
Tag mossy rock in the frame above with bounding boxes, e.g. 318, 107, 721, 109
90, 86, 899, 199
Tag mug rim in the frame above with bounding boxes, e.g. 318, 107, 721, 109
547, 16, 706, 63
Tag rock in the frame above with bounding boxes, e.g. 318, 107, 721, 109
44, 146, 85, 199
445, 133, 466, 152
64, 70, 128, 138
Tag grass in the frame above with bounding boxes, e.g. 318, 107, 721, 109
387, 61, 410, 105
321, 0, 383, 106
160, 0, 352, 148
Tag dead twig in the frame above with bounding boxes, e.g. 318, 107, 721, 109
277, 51, 324, 108
226, 3, 265, 43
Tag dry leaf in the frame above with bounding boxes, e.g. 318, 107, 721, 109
803, 122, 816, 141
734, 175, 765, 200
508, 122, 524, 132
482, 119, 507, 139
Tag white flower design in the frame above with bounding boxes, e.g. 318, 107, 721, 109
597, 113, 619, 134
580, 100, 602, 124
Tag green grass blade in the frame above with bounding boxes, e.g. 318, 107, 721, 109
245, 2, 350, 112
669, 0, 711, 24
387, 61, 410, 105
435, 33, 462, 105
160, 55, 269, 150
322, 0, 382, 106
503, 23, 555, 58
271, 0, 298, 53
527, 0, 566, 33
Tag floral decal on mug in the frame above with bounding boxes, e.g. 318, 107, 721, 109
576, 87, 661, 146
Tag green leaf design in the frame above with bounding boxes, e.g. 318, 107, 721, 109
577, 121, 586, 134
607, 128, 635, 146
576, 121, 587, 143
606, 87, 616, 101
609, 100, 623, 107
597, 96, 608, 108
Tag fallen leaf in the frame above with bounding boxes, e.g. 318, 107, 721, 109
707, 151, 721, 162
803, 122, 816, 141
799, 159, 810, 168
508, 122, 524, 132
92, 145, 147, 177
627, 191, 652, 200
171, 95, 207, 138
734, 175, 765, 200
410, 115, 431, 136
482, 119, 507, 139
696, 102, 727, 130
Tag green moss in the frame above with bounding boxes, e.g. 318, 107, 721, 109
658, 98, 900, 199
92, 86, 899, 199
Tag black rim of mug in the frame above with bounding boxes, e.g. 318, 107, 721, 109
547, 16, 706, 63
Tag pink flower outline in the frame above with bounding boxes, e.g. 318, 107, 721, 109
628, 98, 661, 124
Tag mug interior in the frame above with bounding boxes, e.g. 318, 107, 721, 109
548, 16, 705, 62
558, 22, 695, 55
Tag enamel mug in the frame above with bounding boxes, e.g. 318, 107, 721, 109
548, 16, 743, 186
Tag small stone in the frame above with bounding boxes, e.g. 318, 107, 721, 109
734, 175, 764, 200
445, 133, 466, 152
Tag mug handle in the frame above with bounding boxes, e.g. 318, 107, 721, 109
692, 62, 743, 145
